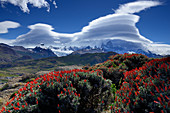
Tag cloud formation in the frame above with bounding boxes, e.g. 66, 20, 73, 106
71, 0, 162, 46
73, 14, 152, 46
0, 0, 57, 13
13, 23, 74, 47
10, 0, 170, 55
0, 21, 20, 34
115, 0, 162, 14
146, 43, 170, 55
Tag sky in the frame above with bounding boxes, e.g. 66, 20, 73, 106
0, 0, 170, 55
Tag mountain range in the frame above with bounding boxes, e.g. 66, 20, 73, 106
45, 39, 163, 58
0, 39, 164, 63
0, 43, 56, 62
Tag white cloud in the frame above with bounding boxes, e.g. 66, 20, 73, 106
11, 0, 170, 55
0, 21, 20, 34
70, 0, 161, 47
53, 1, 57, 8
13, 23, 74, 47
0, 0, 57, 13
146, 43, 170, 55
73, 13, 153, 46
115, 0, 162, 14
0, 38, 15, 44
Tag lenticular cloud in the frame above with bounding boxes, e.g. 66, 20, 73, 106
13, 23, 74, 47
0, 21, 20, 34
73, 0, 162, 46
74, 14, 153, 46
13, 0, 162, 47
11, 0, 170, 55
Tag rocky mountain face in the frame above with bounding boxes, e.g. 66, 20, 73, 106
32, 47, 56, 58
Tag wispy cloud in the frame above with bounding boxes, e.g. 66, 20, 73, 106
115, 0, 162, 14
0, 21, 20, 34
0, 0, 57, 13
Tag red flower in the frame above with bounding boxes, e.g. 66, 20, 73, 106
17, 102, 20, 106
165, 96, 169, 100
22, 105, 25, 108
165, 86, 167, 91
157, 97, 163, 105
64, 88, 66, 92
25, 102, 28, 106
23, 87, 26, 91
84, 79, 87, 82
110, 106, 112, 110
154, 101, 159, 104
150, 91, 154, 96
5, 102, 9, 106
13, 107, 19, 110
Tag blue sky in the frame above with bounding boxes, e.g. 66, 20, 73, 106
0, 0, 170, 54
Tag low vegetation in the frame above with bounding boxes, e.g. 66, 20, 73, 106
0, 52, 116, 76
0, 53, 169, 113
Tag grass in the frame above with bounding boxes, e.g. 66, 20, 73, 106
0, 98, 4, 107
0, 79, 8, 83
0, 83, 9, 91
0, 71, 19, 77
0, 71, 19, 84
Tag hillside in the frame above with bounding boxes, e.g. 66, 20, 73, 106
0, 53, 169, 113
0, 52, 117, 75
0, 44, 21, 62
0, 43, 56, 63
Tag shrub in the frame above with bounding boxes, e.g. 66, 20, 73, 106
0, 83, 9, 91
87, 53, 150, 88
111, 57, 170, 113
1, 69, 112, 113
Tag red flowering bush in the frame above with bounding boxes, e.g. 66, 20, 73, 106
0, 69, 112, 113
87, 53, 150, 87
111, 57, 170, 113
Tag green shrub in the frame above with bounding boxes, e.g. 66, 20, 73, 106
1, 69, 112, 113
87, 53, 150, 88
0, 83, 9, 91
111, 57, 170, 113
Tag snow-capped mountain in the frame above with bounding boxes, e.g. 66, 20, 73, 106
32, 39, 164, 58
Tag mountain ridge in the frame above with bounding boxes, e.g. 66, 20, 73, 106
0, 43, 57, 62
